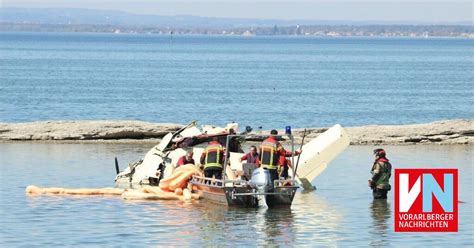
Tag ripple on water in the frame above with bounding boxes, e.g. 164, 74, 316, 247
0, 144, 472, 246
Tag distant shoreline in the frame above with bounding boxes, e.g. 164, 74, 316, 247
1, 7, 473, 38
1, 30, 473, 39
1, 22, 473, 38
1, 119, 472, 145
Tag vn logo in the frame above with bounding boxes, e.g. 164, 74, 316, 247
395, 169, 458, 232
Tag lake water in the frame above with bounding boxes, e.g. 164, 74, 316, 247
0, 32, 473, 246
1, 32, 473, 129
0, 143, 472, 246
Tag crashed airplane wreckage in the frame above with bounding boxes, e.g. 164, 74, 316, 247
115, 121, 349, 208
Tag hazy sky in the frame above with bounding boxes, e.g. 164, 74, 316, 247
2, 0, 472, 23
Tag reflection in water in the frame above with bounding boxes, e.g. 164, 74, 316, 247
292, 192, 344, 246
195, 202, 231, 246
260, 208, 295, 245
195, 202, 296, 246
369, 199, 391, 247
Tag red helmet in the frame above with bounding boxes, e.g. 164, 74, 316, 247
373, 148, 386, 157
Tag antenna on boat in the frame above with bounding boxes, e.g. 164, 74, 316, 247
114, 157, 120, 175
223, 134, 232, 183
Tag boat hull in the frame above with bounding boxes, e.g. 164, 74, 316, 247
190, 176, 297, 208
264, 186, 298, 208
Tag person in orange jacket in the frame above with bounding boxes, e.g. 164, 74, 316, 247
278, 156, 292, 179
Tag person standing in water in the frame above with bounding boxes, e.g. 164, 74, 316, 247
369, 148, 392, 199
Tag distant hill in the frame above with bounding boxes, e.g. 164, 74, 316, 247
1, 7, 472, 28
0, 8, 329, 27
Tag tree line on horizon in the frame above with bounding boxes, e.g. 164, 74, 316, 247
1, 22, 473, 38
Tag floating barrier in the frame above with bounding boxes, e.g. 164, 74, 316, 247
159, 164, 202, 192
25, 185, 125, 195
26, 164, 201, 202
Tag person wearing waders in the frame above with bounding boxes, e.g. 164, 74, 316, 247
369, 148, 392, 199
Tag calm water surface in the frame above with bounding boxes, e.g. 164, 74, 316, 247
0, 143, 472, 246
1, 33, 473, 128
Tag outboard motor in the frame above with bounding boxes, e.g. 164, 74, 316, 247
249, 168, 273, 193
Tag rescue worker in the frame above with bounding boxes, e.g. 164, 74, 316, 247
200, 138, 225, 179
278, 157, 292, 179
176, 151, 195, 167
240, 145, 259, 164
369, 148, 392, 199
259, 129, 300, 184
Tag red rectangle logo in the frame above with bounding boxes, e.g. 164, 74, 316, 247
394, 168, 458, 232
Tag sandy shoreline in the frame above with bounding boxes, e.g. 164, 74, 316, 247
0, 119, 472, 145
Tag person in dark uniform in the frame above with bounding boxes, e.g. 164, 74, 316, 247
369, 148, 392, 199
200, 138, 225, 179
258, 130, 300, 184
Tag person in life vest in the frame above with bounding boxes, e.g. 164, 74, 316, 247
258, 129, 301, 184
176, 151, 195, 167
240, 145, 259, 164
369, 148, 392, 199
200, 138, 225, 179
